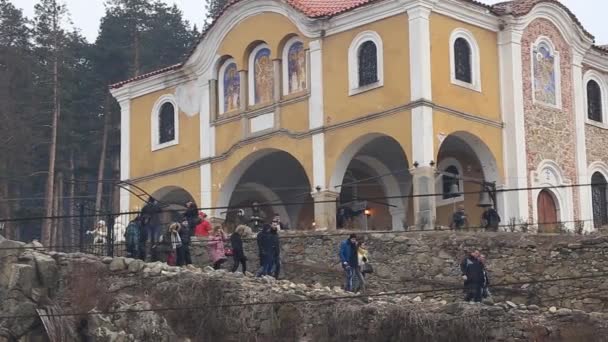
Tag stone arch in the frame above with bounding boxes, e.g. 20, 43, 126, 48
437, 131, 499, 183
150, 186, 197, 225
216, 148, 313, 229
329, 133, 410, 230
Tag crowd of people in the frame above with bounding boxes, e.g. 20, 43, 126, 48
118, 197, 492, 301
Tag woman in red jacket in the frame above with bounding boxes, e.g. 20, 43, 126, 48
194, 212, 212, 237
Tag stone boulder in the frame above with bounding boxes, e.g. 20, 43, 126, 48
32, 252, 58, 289
8, 264, 35, 296
109, 257, 127, 272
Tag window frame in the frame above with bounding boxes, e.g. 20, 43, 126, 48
436, 157, 465, 207
248, 43, 274, 106
583, 70, 608, 127
348, 30, 384, 96
530, 36, 562, 110
218, 58, 240, 115
151, 94, 179, 152
449, 28, 481, 92
282, 36, 308, 96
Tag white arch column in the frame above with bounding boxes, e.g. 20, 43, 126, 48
409, 5, 436, 230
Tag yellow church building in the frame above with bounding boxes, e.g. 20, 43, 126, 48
110, 0, 608, 232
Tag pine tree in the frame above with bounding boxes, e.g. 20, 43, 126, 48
204, 0, 231, 26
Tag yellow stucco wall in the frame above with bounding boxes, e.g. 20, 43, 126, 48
211, 135, 313, 206
218, 12, 309, 69
322, 14, 410, 125
215, 119, 243, 157
430, 13, 501, 121
129, 88, 200, 179
280, 98, 309, 133
325, 110, 413, 186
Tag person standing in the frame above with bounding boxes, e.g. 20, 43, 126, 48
140, 197, 162, 260
194, 212, 212, 237
356, 240, 371, 292
479, 254, 491, 299
270, 221, 281, 278
339, 234, 360, 292
157, 223, 181, 266
462, 251, 484, 302
450, 205, 469, 230
176, 220, 193, 266
481, 206, 501, 232
230, 225, 248, 274
207, 226, 228, 270
272, 213, 287, 230
256, 224, 275, 277
124, 216, 142, 259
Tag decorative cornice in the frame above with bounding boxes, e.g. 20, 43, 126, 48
127, 100, 503, 184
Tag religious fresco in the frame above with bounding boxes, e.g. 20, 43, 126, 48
223, 62, 240, 113
254, 48, 274, 104
533, 43, 557, 106
288, 42, 307, 93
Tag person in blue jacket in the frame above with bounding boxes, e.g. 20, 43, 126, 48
339, 234, 360, 292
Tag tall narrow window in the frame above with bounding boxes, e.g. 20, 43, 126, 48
592, 172, 608, 228
442, 165, 460, 200
159, 102, 175, 144
588, 80, 603, 122
358, 41, 378, 87
454, 38, 472, 83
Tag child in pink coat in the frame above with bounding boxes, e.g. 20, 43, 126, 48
207, 226, 228, 269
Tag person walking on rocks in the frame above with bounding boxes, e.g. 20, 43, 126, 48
479, 254, 491, 299
230, 225, 248, 274
462, 250, 484, 302
208, 226, 228, 269
356, 240, 372, 292
339, 234, 360, 292
270, 220, 282, 278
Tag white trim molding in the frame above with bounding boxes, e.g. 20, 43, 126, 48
436, 157, 465, 207
282, 36, 307, 96
218, 58, 240, 115
248, 43, 273, 106
151, 94, 180, 151
119, 99, 131, 212
449, 28, 482, 92
583, 70, 608, 126
530, 36, 562, 110
308, 39, 324, 129
530, 160, 574, 231
348, 30, 384, 96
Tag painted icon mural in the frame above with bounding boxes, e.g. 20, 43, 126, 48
223, 62, 240, 112
533, 42, 557, 106
254, 48, 274, 104
288, 42, 307, 93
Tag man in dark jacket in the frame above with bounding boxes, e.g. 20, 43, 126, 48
270, 222, 281, 278
481, 206, 501, 231
176, 220, 192, 266
256, 224, 275, 277
462, 251, 484, 302
339, 234, 359, 292
183, 201, 200, 230
140, 197, 162, 254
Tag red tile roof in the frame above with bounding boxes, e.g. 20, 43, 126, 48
110, 0, 600, 90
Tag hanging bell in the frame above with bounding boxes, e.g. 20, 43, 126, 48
478, 189, 493, 207
449, 183, 460, 197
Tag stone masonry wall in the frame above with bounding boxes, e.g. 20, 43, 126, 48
191, 231, 608, 312
521, 18, 579, 221
2, 233, 608, 342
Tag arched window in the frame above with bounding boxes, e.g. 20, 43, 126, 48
454, 38, 472, 83
151, 95, 179, 151
587, 80, 603, 122
358, 41, 378, 87
449, 28, 481, 91
348, 31, 384, 95
159, 103, 175, 144
442, 165, 460, 200
282, 37, 307, 95
248, 44, 274, 105
218, 58, 240, 114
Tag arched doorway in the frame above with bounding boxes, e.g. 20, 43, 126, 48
217, 150, 313, 230
329, 134, 410, 231
435, 132, 500, 228
537, 189, 558, 233
149, 186, 197, 228
591, 172, 608, 229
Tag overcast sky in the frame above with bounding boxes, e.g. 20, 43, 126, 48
12, 0, 608, 45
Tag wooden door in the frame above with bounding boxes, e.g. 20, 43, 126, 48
538, 190, 558, 233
